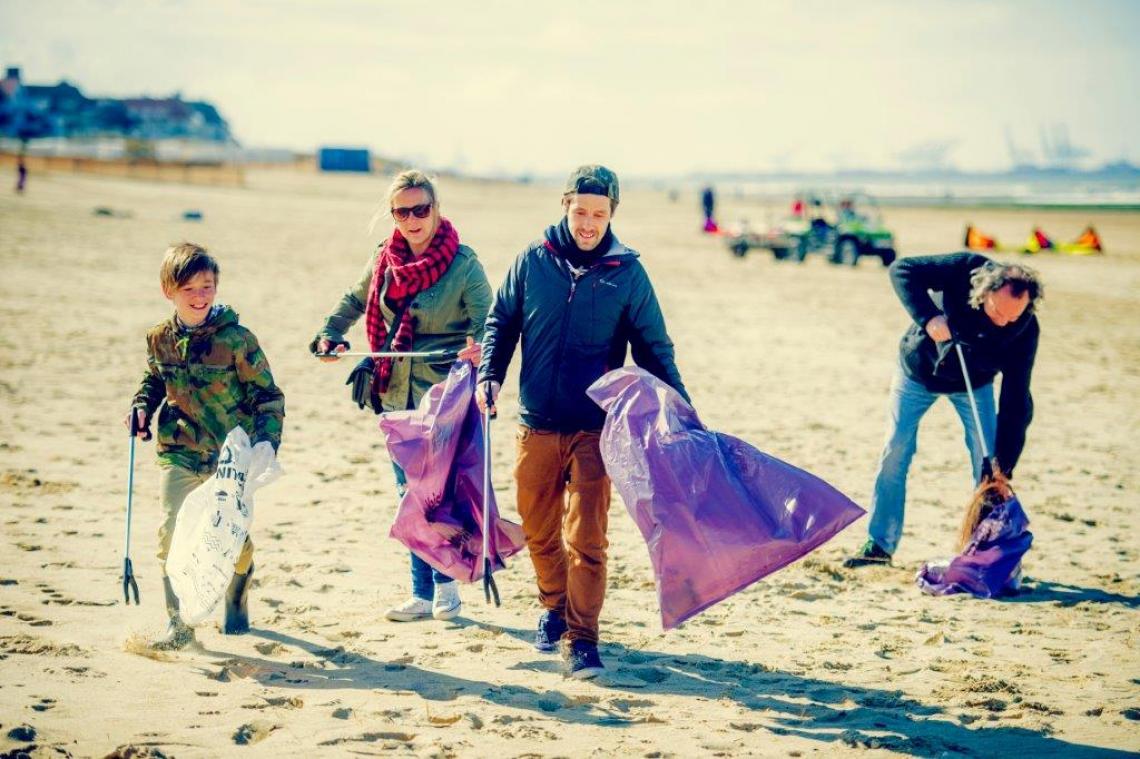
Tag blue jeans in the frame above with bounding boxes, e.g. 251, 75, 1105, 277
866, 364, 996, 555
393, 463, 453, 601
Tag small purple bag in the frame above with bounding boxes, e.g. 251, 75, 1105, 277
379, 361, 524, 583
587, 367, 866, 629
916, 496, 1032, 598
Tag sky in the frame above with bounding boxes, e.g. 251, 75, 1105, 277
2, 0, 1138, 177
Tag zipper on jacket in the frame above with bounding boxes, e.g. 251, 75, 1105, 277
550, 258, 621, 423
551, 265, 583, 407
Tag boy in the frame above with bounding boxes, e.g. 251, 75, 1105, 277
127, 242, 284, 649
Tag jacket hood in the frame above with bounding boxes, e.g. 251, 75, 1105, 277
166, 304, 240, 359
172, 304, 238, 336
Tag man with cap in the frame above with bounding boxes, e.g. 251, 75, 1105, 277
477, 165, 688, 679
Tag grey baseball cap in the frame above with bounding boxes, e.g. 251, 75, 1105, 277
564, 164, 619, 206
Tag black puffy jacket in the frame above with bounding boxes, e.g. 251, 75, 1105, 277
479, 233, 688, 432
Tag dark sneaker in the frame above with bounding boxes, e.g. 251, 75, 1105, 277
843, 539, 893, 568
534, 610, 567, 653
565, 640, 605, 680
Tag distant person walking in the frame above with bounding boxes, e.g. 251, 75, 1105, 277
311, 170, 492, 622
15, 155, 27, 194
845, 253, 1043, 568
700, 185, 717, 232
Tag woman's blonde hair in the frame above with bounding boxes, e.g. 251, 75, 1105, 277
370, 169, 439, 234
387, 169, 437, 208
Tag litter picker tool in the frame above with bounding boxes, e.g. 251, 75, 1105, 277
952, 341, 994, 481
480, 381, 501, 607
316, 349, 459, 360
121, 413, 141, 605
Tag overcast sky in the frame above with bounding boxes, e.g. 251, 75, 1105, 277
2, 0, 1138, 176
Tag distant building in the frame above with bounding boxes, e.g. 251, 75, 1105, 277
318, 147, 371, 173
0, 66, 234, 144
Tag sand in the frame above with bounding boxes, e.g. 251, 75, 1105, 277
1, 169, 1138, 758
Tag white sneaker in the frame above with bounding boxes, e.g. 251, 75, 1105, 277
432, 581, 462, 621
385, 597, 433, 622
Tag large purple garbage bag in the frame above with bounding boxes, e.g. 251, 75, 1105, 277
916, 496, 1032, 598
587, 367, 866, 630
378, 361, 525, 583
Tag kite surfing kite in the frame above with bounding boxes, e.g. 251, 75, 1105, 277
965, 224, 1103, 255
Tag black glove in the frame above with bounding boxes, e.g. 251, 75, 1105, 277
346, 358, 381, 413
310, 335, 349, 357
130, 406, 153, 441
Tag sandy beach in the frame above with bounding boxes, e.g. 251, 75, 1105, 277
1, 168, 1138, 758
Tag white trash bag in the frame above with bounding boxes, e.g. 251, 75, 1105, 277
166, 427, 282, 625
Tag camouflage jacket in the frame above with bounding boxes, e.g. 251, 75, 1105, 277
132, 305, 285, 472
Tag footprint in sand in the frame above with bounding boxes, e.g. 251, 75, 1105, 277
629, 666, 670, 683
2, 634, 87, 658
621, 651, 654, 665
319, 731, 417, 747
233, 720, 281, 745
105, 745, 172, 758
7, 725, 36, 741
607, 697, 656, 712
254, 641, 286, 656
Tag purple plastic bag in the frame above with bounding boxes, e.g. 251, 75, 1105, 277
916, 496, 1032, 598
587, 367, 866, 630
378, 361, 525, 583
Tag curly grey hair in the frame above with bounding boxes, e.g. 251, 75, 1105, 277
968, 261, 1044, 311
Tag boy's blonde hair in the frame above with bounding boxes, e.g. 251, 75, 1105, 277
160, 242, 220, 293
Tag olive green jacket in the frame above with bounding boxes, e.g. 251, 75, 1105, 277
314, 244, 492, 411
132, 305, 285, 473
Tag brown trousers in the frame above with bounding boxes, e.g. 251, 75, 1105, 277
514, 425, 611, 644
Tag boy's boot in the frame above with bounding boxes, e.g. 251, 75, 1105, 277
154, 576, 195, 650
223, 564, 253, 635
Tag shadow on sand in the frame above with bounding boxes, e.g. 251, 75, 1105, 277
1000, 578, 1139, 608
188, 622, 1133, 757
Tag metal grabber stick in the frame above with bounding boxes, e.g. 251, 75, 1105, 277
315, 349, 459, 360
122, 412, 141, 604
480, 382, 501, 607
952, 341, 994, 480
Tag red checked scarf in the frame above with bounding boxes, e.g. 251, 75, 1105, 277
364, 217, 459, 393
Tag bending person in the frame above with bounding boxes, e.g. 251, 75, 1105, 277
311, 170, 492, 621
846, 253, 1043, 568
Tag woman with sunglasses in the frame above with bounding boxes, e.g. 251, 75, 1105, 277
310, 169, 492, 622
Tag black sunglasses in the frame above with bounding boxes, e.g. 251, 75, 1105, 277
391, 203, 433, 221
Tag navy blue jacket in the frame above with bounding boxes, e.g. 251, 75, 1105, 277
891, 252, 1039, 474
479, 234, 688, 432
